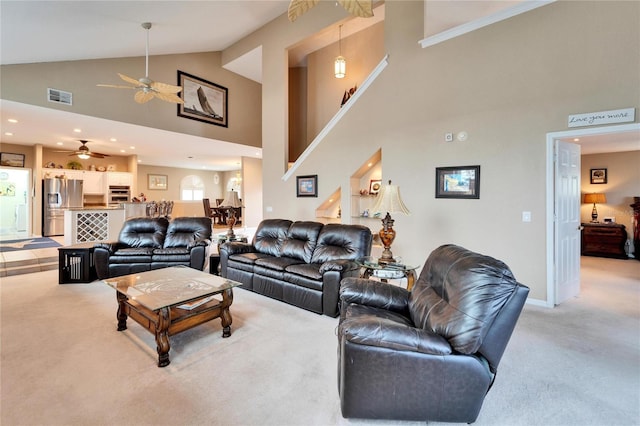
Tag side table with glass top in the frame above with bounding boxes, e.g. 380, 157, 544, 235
357, 256, 419, 291
209, 233, 249, 275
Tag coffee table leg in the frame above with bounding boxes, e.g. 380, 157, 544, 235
221, 288, 234, 338
116, 292, 128, 331
156, 307, 171, 367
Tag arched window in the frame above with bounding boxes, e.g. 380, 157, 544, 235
180, 175, 205, 201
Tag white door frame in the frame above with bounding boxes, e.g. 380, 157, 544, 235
545, 122, 640, 307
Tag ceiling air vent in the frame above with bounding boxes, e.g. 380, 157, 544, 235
47, 88, 72, 105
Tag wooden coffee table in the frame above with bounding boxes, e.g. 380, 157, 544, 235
104, 266, 242, 367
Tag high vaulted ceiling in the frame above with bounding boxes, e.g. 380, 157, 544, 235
1, 1, 637, 170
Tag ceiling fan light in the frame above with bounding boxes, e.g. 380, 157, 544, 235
77, 153, 90, 160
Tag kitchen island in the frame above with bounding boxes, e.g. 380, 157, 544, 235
64, 207, 125, 246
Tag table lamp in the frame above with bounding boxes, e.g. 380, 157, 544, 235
370, 180, 411, 264
584, 192, 606, 223
220, 190, 243, 238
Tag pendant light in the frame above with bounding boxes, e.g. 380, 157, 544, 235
335, 25, 346, 79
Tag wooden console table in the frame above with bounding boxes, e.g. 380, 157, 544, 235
581, 223, 627, 259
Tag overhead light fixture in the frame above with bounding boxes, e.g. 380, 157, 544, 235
335, 25, 346, 79
77, 153, 90, 160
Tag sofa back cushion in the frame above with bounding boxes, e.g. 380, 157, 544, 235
164, 217, 212, 248
253, 219, 293, 257
408, 244, 521, 355
280, 221, 324, 263
119, 217, 169, 248
310, 224, 372, 264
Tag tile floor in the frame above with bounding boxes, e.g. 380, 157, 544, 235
0, 235, 64, 277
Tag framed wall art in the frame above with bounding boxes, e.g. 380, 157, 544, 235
296, 175, 318, 197
0, 152, 25, 168
590, 168, 607, 184
435, 165, 480, 199
148, 174, 168, 190
177, 70, 228, 127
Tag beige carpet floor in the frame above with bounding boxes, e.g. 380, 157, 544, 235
1, 256, 638, 425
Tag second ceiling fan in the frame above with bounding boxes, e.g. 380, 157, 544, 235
98, 22, 183, 104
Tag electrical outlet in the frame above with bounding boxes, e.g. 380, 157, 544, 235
445, 133, 454, 142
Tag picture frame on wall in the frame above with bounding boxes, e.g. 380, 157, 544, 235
148, 174, 168, 190
590, 168, 607, 184
296, 175, 318, 197
177, 70, 228, 127
435, 165, 480, 199
0, 152, 25, 168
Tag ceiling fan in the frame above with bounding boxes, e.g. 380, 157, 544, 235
97, 22, 183, 104
287, 0, 373, 22
54, 140, 110, 159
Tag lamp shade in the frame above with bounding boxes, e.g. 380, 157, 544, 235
371, 181, 411, 216
220, 190, 242, 208
584, 193, 607, 204
334, 56, 346, 78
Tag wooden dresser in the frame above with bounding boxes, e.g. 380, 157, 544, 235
581, 223, 628, 259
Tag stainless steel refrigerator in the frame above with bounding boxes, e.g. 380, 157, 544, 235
43, 178, 83, 237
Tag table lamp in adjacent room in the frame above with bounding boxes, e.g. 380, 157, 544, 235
584, 192, 606, 223
220, 190, 243, 239
370, 180, 411, 265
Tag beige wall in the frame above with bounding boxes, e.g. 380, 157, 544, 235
1, 52, 262, 148
229, 1, 639, 302
581, 151, 640, 233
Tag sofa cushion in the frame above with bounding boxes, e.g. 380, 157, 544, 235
152, 247, 191, 262
280, 221, 323, 263
255, 256, 305, 272
285, 263, 323, 280
164, 217, 211, 248
119, 217, 169, 248
408, 244, 520, 355
310, 224, 372, 264
253, 219, 292, 257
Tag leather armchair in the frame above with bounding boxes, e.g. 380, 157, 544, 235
338, 244, 529, 423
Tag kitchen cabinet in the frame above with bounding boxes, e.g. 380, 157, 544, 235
106, 172, 133, 187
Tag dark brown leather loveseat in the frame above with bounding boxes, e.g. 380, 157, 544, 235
338, 244, 529, 423
94, 216, 212, 279
219, 219, 372, 317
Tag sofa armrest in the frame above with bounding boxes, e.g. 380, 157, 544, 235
94, 241, 125, 254
188, 238, 210, 249
220, 241, 256, 256
319, 259, 359, 274
340, 277, 410, 315
339, 314, 452, 355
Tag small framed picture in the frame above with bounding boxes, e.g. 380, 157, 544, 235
296, 175, 318, 197
435, 165, 480, 199
590, 168, 607, 184
0, 152, 25, 168
369, 179, 382, 195
148, 174, 168, 190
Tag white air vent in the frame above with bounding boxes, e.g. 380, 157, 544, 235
47, 88, 72, 105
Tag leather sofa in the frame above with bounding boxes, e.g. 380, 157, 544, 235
219, 219, 372, 317
338, 244, 529, 423
94, 217, 212, 279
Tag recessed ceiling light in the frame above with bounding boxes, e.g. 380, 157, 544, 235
129, 146, 135, 150
4, 132, 13, 136
573, 138, 580, 142
8, 118, 18, 123
73, 128, 81, 133
120, 150, 126, 153
137, 159, 142, 163
368, 162, 373, 167
110, 138, 117, 142
57, 142, 63, 145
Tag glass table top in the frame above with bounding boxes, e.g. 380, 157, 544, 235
103, 266, 242, 311
356, 256, 419, 271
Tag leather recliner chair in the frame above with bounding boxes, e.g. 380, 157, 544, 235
338, 244, 529, 423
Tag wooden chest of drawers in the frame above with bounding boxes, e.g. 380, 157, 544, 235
581, 223, 628, 259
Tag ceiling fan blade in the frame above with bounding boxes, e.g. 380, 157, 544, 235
150, 80, 182, 94
119, 73, 144, 87
88, 152, 109, 158
288, 0, 319, 22
338, 0, 374, 18
97, 84, 136, 89
134, 90, 154, 104
153, 91, 184, 104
